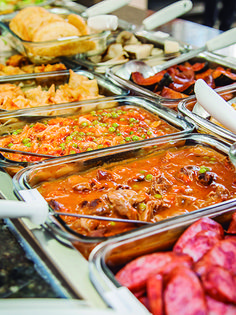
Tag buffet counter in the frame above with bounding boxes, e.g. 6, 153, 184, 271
1, 2, 236, 314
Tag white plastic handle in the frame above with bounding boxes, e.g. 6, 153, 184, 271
142, 0, 193, 31
194, 79, 236, 133
87, 15, 118, 31
85, 0, 131, 17
206, 27, 236, 51
0, 200, 48, 225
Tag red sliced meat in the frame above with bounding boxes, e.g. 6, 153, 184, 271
206, 296, 236, 315
194, 237, 236, 276
147, 273, 164, 315
115, 252, 192, 292
173, 217, 224, 253
227, 212, 236, 234
164, 266, 207, 315
174, 230, 222, 262
201, 265, 236, 304
160, 86, 188, 99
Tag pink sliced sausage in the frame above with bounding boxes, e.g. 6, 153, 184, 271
227, 212, 236, 234
206, 296, 236, 315
164, 266, 207, 315
147, 273, 164, 315
201, 265, 236, 304
174, 229, 222, 262
115, 252, 193, 292
194, 237, 236, 276
173, 217, 224, 253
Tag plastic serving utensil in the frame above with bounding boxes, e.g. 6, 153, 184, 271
194, 79, 236, 133
81, 0, 131, 18
0, 189, 150, 225
153, 27, 236, 73
140, 0, 193, 31
87, 0, 192, 32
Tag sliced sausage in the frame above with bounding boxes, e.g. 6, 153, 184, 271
115, 252, 192, 292
173, 217, 224, 253
175, 230, 221, 262
164, 266, 207, 315
194, 237, 236, 276
206, 296, 236, 315
147, 273, 164, 315
227, 212, 236, 234
201, 265, 236, 304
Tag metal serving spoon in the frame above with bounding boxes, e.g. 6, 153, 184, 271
0, 189, 150, 225
116, 27, 236, 80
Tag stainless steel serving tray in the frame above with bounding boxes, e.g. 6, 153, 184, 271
88, 198, 236, 313
70, 26, 187, 74
0, 95, 194, 169
0, 68, 128, 109
0, 50, 81, 79
106, 52, 236, 110
178, 82, 236, 144
12, 133, 236, 259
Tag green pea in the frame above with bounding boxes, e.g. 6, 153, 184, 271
59, 143, 66, 150
139, 202, 146, 211
81, 122, 88, 127
22, 138, 31, 145
109, 127, 116, 133
132, 135, 139, 141
145, 174, 153, 181
125, 137, 131, 142
154, 194, 162, 199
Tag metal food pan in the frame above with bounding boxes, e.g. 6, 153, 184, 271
0, 7, 110, 64
178, 82, 236, 143
106, 52, 236, 110
0, 68, 128, 111
0, 50, 81, 80
12, 133, 236, 259
70, 27, 186, 74
88, 201, 236, 313
0, 95, 194, 168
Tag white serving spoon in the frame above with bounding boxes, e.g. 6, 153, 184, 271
141, 0, 193, 31
82, 0, 131, 18
194, 79, 236, 134
87, 0, 192, 32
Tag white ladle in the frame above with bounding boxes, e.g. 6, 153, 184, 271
0, 189, 150, 225
87, 0, 193, 32
194, 79, 236, 134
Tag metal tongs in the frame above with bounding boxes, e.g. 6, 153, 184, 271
0, 189, 150, 225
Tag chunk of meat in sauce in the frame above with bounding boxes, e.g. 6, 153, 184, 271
140, 199, 162, 222
197, 171, 215, 186
206, 184, 230, 202
149, 174, 173, 195
107, 189, 146, 220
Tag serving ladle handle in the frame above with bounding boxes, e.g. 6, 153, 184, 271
0, 199, 150, 225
